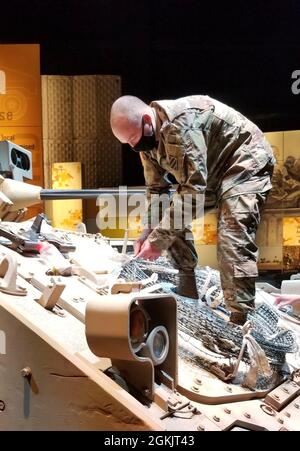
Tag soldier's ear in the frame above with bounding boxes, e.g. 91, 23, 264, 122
142, 114, 152, 126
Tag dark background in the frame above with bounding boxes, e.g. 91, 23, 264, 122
1, 0, 299, 185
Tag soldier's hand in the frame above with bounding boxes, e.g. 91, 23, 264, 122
275, 294, 300, 308
135, 239, 161, 261
134, 229, 152, 256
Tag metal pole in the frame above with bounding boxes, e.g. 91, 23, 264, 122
40, 188, 173, 200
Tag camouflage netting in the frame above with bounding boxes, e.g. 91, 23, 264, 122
120, 257, 298, 387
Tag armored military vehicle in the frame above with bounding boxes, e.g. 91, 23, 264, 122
0, 141, 299, 431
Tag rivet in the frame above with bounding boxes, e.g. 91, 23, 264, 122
278, 418, 284, 424
18, 285, 26, 291
244, 412, 251, 419
226, 386, 232, 392
260, 404, 276, 416
197, 425, 205, 431
195, 377, 202, 385
192, 385, 199, 392
213, 415, 220, 422
294, 403, 299, 409
284, 412, 291, 418
274, 394, 280, 400
282, 388, 290, 394
224, 408, 231, 414
0, 401, 5, 411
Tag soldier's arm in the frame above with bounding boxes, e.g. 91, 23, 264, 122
148, 110, 208, 250
139, 152, 172, 230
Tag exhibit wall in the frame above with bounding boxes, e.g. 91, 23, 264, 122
41, 75, 122, 230
0, 44, 43, 217
42, 75, 122, 189
258, 131, 300, 274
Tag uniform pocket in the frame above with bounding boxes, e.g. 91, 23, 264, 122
165, 143, 184, 174
233, 260, 258, 278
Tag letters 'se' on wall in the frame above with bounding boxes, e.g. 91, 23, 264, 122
0, 44, 43, 216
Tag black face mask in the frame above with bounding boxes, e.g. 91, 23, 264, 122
132, 117, 158, 152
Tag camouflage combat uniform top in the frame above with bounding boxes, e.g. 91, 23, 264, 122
140, 95, 275, 251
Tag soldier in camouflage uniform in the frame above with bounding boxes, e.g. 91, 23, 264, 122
110, 95, 275, 324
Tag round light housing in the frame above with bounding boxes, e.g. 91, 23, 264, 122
140, 326, 169, 366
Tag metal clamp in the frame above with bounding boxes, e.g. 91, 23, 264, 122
0, 253, 27, 296
37, 281, 65, 310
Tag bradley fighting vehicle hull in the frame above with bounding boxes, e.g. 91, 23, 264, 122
0, 140, 300, 431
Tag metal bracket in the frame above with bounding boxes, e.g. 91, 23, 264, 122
30, 213, 47, 241
0, 253, 27, 296
37, 281, 66, 310
110, 282, 142, 294
159, 392, 198, 420
264, 380, 300, 411
76, 222, 87, 234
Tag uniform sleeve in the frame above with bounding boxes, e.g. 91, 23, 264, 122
139, 151, 172, 229
148, 110, 208, 250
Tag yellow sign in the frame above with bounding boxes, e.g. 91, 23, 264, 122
0, 44, 43, 216
0, 44, 42, 126
45, 162, 82, 230
283, 217, 300, 246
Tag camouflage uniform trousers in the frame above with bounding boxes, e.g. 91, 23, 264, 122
216, 190, 268, 313
166, 179, 272, 312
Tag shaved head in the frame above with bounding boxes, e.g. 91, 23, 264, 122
110, 95, 155, 146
